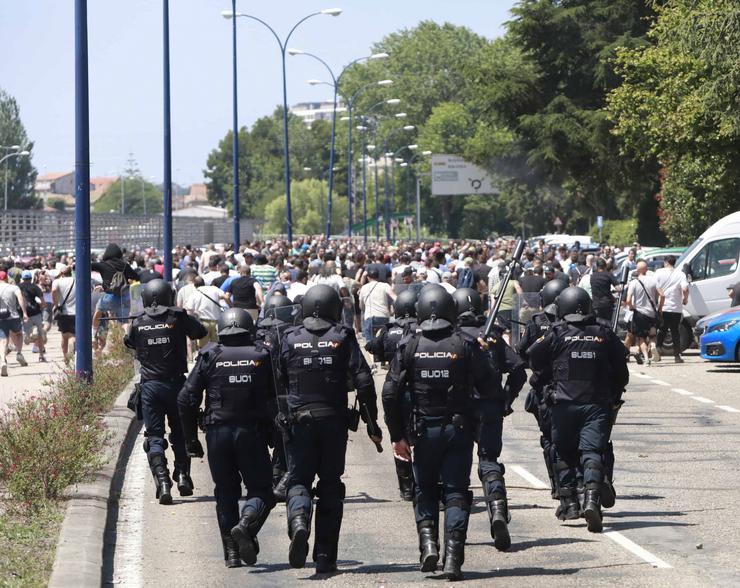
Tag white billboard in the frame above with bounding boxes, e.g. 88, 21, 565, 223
431, 154, 498, 196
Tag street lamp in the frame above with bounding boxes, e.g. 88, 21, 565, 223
0, 150, 31, 211
406, 150, 433, 241
381, 125, 416, 238
290, 48, 391, 238
223, 8, 342, 242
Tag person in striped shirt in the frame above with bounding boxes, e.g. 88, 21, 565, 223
251, 254, 278, 291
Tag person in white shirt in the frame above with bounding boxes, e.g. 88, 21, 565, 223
626, 261, 659, 365
286, 270, 310, 302
185, 276, 229, 346
0, 270, 28, 375
358, 267, 396, 341
655, 255, 689, 363
440, 271, 456, 294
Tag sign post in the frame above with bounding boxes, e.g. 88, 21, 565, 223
596, 215, 604, 243
431, 154, 498, 196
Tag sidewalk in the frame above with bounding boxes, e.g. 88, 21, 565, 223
0, 328, 69, 409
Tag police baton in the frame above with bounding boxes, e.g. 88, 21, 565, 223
611, 264, 630, 332
482, 239, 526, 340
361, 402, 384, 453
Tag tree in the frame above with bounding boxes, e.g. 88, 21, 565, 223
92, 176, 163, 215
0, 88, 40, 209
264, 179, 347, 235
203, 108, 333, 219
609, 0, 740, 243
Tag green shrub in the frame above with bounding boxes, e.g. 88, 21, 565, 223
590, 218, 637, 246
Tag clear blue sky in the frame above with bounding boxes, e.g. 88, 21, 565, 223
1, 1, 516, 186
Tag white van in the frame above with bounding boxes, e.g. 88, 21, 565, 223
678, 211, 740, 321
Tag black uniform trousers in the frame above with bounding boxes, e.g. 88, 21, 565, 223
141, 377, 189, 471
206, 423, 273, 533
286, 414, 348, 552
551, 401, 609, 490
473, 399, 506, 497
413, 418, 474, 535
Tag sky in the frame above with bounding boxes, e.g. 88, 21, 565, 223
1, 1, 517, 187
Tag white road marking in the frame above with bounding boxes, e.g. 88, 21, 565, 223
672, 388, 693, 396
632, 373, 653, 379
691, 396, 715, 404
511, 464, 672, 569
603, 529, 673, 569
651, 379, 671, 387
509, 464, 549, 489
111, 430, 147, 586
717, 405, 740, 413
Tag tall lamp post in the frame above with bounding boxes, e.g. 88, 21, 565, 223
381, 125, 415, 239
222, 8, 342, 243
0, 150, 31, 211
290, 50, 390, 238
163, 0, 173, 281
228, 0, 240, 249
390, 143, 418, 213
405, 150, 432, 241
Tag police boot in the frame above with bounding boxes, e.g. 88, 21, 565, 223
149, 454, 172, 505
173, 462, 194, 497
489, 498, 511, 552
583, 486, 603, 533
441, 531, 465, 581
417, 520, 439, 573
601, 477, 616, 509
313, 542, 338, 574
543, 445, 558, 500
221, 532, 242, 568
288, 513, 310, 569
396, 458, 415, 502
231, 512, 261, 566
273, 472, 289, 503
557, 490, 581, 521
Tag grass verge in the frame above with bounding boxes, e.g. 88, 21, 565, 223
0, 326, 134, 586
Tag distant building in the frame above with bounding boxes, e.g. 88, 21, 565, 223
35, 172, 75, 199
90, 176, 118, 203
172, 204, 227, 219
174, 183, 209, 210
290, 100, 346, 127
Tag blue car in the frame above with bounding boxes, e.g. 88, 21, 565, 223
699, 308, 740, 362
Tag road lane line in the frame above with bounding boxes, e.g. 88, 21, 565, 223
509, 464, 549, 489
672, 388, 693, 395
691, 396, 715, 404
603, 529, 673, 569
717, 405, 740, 413
651, 379, 671, 386
511, 464, 673, 569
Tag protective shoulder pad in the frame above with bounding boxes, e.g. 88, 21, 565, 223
197, 342, 219, 359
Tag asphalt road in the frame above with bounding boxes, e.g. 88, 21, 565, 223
105, 350, 740, 587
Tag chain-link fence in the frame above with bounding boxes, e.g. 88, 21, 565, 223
0, 210, 260, 255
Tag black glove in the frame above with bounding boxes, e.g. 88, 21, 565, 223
186, 438, 204, 458
504, 399, 514, 417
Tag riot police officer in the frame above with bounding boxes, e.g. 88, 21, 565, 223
255, 293, 299, 502
383, 286, 495, 581
365, 289, 419, 501
516, 279, 567, 505
177, 308, 276, 568
527, 287, 628, 532
280, 285, 381, 574
453, 288, 526, 551
124, 279, 207, 504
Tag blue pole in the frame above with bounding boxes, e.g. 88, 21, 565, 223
325, 84, 338, 239
361, 131, 367, 243
74, 0, 92, 380
383, 149, 391, 240
231, 0, 240, 249
347, 102, 353, 237
280, 49, 293, 243
163, 0, 173, 281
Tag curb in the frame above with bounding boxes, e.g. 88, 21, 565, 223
49, 377, 141, 588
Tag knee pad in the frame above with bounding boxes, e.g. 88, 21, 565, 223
582, 453, 603, 473
287, 486, 311, 502
444, 493, 471, 513
142, 436, 168, 453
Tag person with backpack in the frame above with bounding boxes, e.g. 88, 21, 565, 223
92, 243, 139, 322
51, 264, 76, 365
185, 276, 229, 346
456, 258, 476, 290
19, 271, 47, 362
0, 270, 28, 376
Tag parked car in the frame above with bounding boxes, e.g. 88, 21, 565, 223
699, 308, 740, 362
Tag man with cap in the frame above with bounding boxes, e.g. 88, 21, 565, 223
366, 289, 419, 501
383, 286, 498, 580
178, 308, 276, 568
517, 279, 568, 507
279, 284, 381, 574
527, 287, 629, 531
452, 287, 526, 551
19, 270, 47, 362
125, 279, 208, 505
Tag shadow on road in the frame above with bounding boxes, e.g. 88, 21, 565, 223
344, 492, 392, 504
505, 536, 596, 552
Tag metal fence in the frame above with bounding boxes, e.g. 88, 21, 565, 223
0, 210, 260, 255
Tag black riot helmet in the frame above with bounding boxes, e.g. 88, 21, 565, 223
452, 288, 483, 317
541, 278, 568, 308
301, 284, 342, 330
141, 279, 173, 308
556, 287, 592, 322
217, 307, 254, 341
416, 285, 456, 332
393, 289, 417, 319
261, 294, 297, 327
